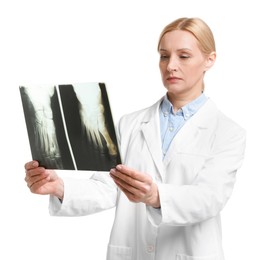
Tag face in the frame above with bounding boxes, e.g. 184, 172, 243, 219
159, 30, 215, 101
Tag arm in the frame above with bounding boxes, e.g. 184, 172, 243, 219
50, 171, 117, 216
25, 161, 118, 216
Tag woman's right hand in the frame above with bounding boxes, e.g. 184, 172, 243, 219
24, 160, 64, 200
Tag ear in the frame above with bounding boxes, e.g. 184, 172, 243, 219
204, 52, 216, 71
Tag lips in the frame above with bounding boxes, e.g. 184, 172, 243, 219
167, 76, 182, 82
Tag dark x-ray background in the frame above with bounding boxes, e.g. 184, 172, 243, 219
20, 83, 121, 171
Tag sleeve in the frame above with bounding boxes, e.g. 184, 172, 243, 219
49, 171, 117, 216
148, 122, 246, 227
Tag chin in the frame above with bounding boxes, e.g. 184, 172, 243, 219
165, 85, 185, 94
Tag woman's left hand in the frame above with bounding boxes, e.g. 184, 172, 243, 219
110, 164, 160, 208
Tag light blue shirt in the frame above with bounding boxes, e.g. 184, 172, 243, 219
159, 93, 208, 159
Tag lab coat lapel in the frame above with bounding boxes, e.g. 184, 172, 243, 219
141, 100, 165, 181
163, 99, 218, 165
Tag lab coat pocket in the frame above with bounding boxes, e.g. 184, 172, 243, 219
176, 253, 219, 260
107, 244, 132, 260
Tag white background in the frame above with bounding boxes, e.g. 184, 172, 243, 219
0, 0, 263, 259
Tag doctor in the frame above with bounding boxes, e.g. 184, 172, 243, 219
24, 17, 246, 260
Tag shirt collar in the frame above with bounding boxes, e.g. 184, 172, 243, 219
160, 93, 208, 120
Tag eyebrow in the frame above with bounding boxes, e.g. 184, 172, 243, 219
159, 48, 192, 52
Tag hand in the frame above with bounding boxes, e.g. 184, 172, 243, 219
110, 164, 160, 208
24, 160, 64, 200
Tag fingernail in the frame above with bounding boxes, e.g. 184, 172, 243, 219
116, 164, 122, 170
32, 161, 38, 167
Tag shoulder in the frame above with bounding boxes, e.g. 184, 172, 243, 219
202, 99, 245, 132
214, 103, 246, 137
205, 99, 246, 150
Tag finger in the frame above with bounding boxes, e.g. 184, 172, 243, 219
26, 167, 46, 180
26, 174, 46, 188
112, 174, 143, 196
111, 168, 153, 195
25, 168, 48, 186
29, 177, 50, 194
24, 160, 39, 171
110, 168, 142, 189
114, 180, 141, 203
116, 164, 150, 182
110, 169, 143, 190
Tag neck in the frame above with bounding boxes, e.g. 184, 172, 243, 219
167, 91, 203, 111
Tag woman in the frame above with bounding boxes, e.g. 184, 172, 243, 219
24, 17, 246, 260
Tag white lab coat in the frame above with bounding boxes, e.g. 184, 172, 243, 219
49, 97, 246, 260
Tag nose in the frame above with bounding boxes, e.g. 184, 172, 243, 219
167, 57, 178, 72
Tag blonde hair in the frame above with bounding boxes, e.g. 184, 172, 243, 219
157, 17, 216, 55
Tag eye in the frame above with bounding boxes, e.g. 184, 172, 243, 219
160, 54, 169, 61
179, 54, 190, 59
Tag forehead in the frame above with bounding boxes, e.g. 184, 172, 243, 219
159, 30, 199, 51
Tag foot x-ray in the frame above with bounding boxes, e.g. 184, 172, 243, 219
19, 82, 121, 171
